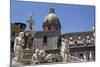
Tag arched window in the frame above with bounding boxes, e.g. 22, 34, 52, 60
48, 26, 51, 30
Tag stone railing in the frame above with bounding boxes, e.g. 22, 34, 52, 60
67, 54, 84, 62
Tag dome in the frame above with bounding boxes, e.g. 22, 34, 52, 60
43, 8, 60, 23
43, 8, 61, 33
44, 13, 59, 23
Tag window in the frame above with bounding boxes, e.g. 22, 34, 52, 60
43, 36, 47, 44
80, 54, 83, 57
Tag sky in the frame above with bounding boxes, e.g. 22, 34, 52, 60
11, 0, 95, 34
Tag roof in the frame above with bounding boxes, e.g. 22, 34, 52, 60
62, 31, 93, 37
33, 30, 60, 37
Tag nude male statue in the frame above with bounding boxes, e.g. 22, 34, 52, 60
60, 38, 69, 62
14, 32, 25, 63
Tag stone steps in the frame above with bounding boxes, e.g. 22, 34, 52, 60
21, 59, 32, 64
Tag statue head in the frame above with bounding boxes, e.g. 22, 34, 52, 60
70, 37, 73, 41
78, 36, 81, 40
86, 35, 90, 39
19, 32, 24, 38
39, 49, 45, 55
65, 39, 68, 43
62, 38, 68, 43
35, 49, 39, 54
62, 38, 65, 42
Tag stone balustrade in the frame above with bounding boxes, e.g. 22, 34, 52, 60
67, 54, 84, 62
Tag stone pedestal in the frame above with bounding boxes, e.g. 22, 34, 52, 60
21, 49, 34, 64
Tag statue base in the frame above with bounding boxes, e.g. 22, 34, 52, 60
21, 49, 34, 64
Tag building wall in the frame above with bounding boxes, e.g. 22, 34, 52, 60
33, 31, 59, 50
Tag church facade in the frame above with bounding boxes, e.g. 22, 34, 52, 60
32, 8, 61, 50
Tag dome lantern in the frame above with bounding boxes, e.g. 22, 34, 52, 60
49, 8, 55, 13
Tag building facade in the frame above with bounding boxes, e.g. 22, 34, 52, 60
62, 31, 95, 61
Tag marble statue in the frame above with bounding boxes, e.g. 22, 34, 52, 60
32, 49, 40, 64
13, 32, 25, 63
25, 31, 33, 49
89, 51, 93, 61
86, 35, 91, 44
39, 49, 47, 63
60, 38, 69, 62
69, 37, 75, 45
77, 36, 84, 45
45, 53, 62, 63
45, 53, 53, 63
55, 53, 63, 62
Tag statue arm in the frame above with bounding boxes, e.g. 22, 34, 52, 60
14, 37, 18, 52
